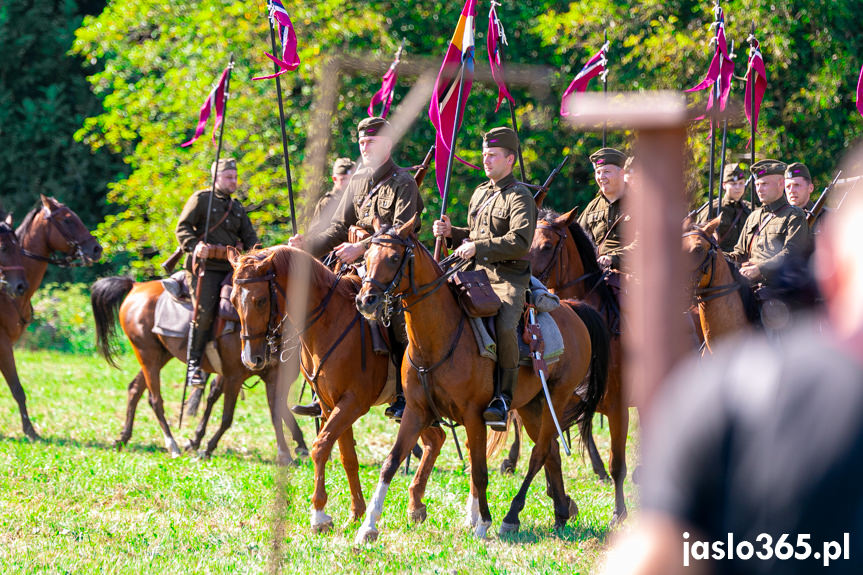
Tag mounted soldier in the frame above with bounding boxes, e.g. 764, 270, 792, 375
307, 157, 356, 237
696, 162, 752, 252
432, 126, 537, 428
289, 116, 423, 420
176, 157, 258, 388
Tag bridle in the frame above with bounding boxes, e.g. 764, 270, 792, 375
683, 227, 741, 304
0, 224, 25, 291
534, 222, 602, 295
22, 206, 92, 267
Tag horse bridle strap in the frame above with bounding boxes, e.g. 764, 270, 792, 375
301, 311, 363, 385
683, 228, 740, 304
22, 206, 89, 268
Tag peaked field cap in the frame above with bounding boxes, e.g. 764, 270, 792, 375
723, 162, 747, 182
590, 148, 627, 168
211, 157, 237, 173
332, 157, 356, 176
784, 162, 811, 181
357, 116, 390, 138
482, 126, 519, 153
750, 159, 786, 178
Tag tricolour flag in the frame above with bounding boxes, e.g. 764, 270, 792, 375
180, 65, 230, 148
253, 0, 300, 81
487, 2, 514, 113
686, 8, 734, 113
744, 36, 767, 141
368, 45, 402, 118
560, 42, 608, 117
429, 0, 479, 197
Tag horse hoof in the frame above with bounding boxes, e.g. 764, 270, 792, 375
295, 446, 309, 458
355, 526, 378, 544
196, 449, 211, 461
500, 459, 515, 475
610, 509, 628, 528
408, 505, 427, 524
498, 521, 519, 537
277, 452, 294, 467
474, 520, 492, 539
568, 498, 579, 520
184, 440, 199, 453
311, 510, 333, 533
24, 426, 41, 441
113, 439, 125, 452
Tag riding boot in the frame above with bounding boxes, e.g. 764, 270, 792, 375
384, 338, 407, 421
484, 366, 516, 431
291, 397, 322, 417
187, 325, 209, 390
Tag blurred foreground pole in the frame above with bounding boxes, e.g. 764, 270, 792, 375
564, 92, 690, 421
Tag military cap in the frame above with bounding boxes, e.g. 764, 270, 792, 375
357, 116, 390, 139
723, 163, 747, 182
482, 126, 519, 154
589, 148, 627, 168
210, 157, 237, 174
332, 157, 356, 176
784, 162, 811, 182
750, 159, 786, 178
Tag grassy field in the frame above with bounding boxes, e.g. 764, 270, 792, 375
0, 349, 639, 574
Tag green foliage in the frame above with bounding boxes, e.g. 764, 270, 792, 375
69, 0, 863, 276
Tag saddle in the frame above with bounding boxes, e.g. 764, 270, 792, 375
154, 272, 239, 339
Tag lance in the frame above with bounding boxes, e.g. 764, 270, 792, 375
705, 3, 723, 219
490, 7, 526, 182
180, 54, 235, 429
268, 12, 298, 235
602, 29, 609, 148
748, 24, 757, 206
433, 55, 469, 262
717, 39, 735, 208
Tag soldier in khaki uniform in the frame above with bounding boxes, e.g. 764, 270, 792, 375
307, 157, 356, 237
176, 157, 258, 387
727, 159, 809, 285
578, 148, 635, 272
784, 161, 815, 212
433, 127, 537, 429
289, 116, 423, 420
697, 163, 752, 252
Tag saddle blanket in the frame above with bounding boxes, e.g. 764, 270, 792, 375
468, 310, 564, 367
152, 290, 237, 339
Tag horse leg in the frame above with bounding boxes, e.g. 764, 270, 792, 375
586, 415, 611, 481
187, 375, 223, 452
265, 373, 306, 464
0, 337, 38, 440
115, 371, 146, 449
500, 414, 521, 475
140, 360, 181, 457
463, 412, 492, 539
336, 425, 366, 525
199, 376, 241, 459
407, 425, 446, 524
309, 401, 364, 532
355, 406, 429, 544
607, 393, 630, 527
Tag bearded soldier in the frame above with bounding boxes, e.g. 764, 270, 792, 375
697, 163, 752, 252
176, 157, 258, 387
289, 116, 423, 420
433, 127, 537, 429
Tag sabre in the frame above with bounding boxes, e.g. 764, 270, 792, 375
526, 304, 570, 456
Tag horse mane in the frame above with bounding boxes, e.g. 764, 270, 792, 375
235, 245, 359, 299
16, 204, 40, 238
375, 225, 445, 277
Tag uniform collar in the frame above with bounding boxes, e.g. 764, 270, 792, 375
489, 172, 516, 191
214, 188, 232, 200
721, 195, 745, 207
370, 158, 397, 184
764, 195, 790, 213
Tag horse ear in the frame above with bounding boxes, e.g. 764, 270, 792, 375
372, 216, 383, 233
397, 214, 418, 239
40, 194, 53, 214
226, 246, 241, 268
703, 216, 722, 237
4, 213, 12, 227
555, 207, 579, 228
682, 215, 694, 232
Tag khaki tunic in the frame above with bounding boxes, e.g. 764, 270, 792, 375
728, 196, 809, 283
697, 197, 752, 253
577, 191, 634, 271
307, 187, 345, 237
307, 159, 423, 259
448, 173, 537, 370
176, 189, 258, 273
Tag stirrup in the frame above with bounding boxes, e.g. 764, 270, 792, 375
188, 360, 207, 389
483, 396, 509, 431
384, 395, 406, 421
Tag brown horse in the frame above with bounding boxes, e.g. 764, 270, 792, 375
91, 271, 307, 462
353, 216, 608, 542
0, 211, 28, 298
0, 196, 101, 439
228, 245, 442, 531
683, 219, 756, 351
527, 207, 629, 525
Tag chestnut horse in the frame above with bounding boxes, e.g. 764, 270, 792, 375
353, 216, 608, 542
0, 211, 28, 298
683, 219, 757, 351
527, 207, 629, 525
0, 196, 101, 439
91, 271, 307, 462
228, 245, 444, 532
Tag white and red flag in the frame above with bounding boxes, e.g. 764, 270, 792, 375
487, 1, 514, 113
253, 0, 300, 81
560, 42, 608, 117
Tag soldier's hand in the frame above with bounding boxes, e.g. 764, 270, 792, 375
739, 263, 763, 282
454, 241, 476, 260
335, 241, 366, 264
194, 242, 210, 260
287, 234, 304, 249
598, 255, 612, 270
433, 215, 452, 238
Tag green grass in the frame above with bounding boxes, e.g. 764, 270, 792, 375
0, 349, 639, 574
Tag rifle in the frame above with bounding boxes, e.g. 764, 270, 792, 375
532, 155, 570, 207
806, 170, 842, 228
413, 144, 435, 188
161, 246, 184, 274
686, 174, 754, 221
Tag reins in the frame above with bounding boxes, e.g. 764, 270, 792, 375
683, 228, 742, 304
20, 206, 91, 268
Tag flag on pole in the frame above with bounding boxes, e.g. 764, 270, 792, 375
368, 44, 403, 118
429, 0, 479, 196
686, 7, 734, 113
253, 0, 300, 81
487, 1, 514, 113
856, 64, 863, 119
560, 42, 609, 117
744, 36, 767, 135
180, 65, 230, 148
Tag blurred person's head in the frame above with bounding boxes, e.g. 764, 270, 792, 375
784, 162, 814, 208
331, 157, 355, 192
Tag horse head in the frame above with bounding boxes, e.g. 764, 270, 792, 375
0, 211, 28, 297
682, 217, 722, 291
529, 207, 579, 285
32, 195, 103, 265
356, 214, 419, 321
230, 247, 281, 371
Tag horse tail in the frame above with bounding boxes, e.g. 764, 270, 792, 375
91, 276, 135, 368
561, 300, 610, 452
486, 409, 520, 461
